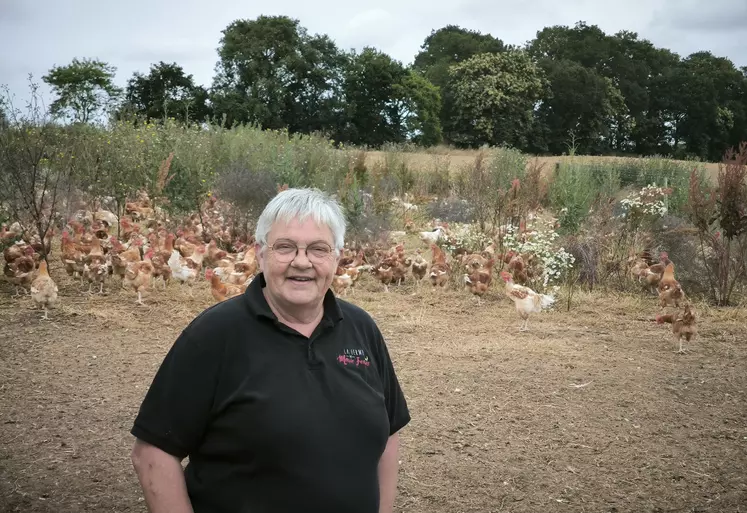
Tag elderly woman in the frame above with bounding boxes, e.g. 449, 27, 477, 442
130, 187, 410, 513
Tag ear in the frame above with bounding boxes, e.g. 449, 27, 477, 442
255, 242, 265, 272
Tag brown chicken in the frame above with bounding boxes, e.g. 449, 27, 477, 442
410, 249, 429, 286
123, 259, 153, 305
371, 263, 395, 292
206, 268, 244, 302
30, 260, 58, 319
331, 265, 354, 297
656, 303, 697, 353
429, 243, 450, 289
637, 252, 671, 294
83, 236, 109, 294
110, 237, 142, 279
657, 262, 685, 308
464, 258, 495, 301
4, 245, 36, 295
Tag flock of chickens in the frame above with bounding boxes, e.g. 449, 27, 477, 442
629, 251, 697, 352
1, 190, 698, 349
2, 189, 563, 334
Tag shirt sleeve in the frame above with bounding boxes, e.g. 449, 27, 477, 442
373, 330, 411, 436
130, 326, 224, 459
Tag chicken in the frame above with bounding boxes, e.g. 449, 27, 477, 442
109, 237, 142, 280
500, 271, 555, 331
464, 258, 495, 301
637, 252, 671, 294
82, 237, 109, 294
204, 239, 228, 267
657, 263, 685, 308
655, 303, 697, 353
331, 265, 354, 297
30, 260, 58, 320
206, 268, 244, 302
4, 245, 36, 296
148, 250, 172, 289
123, 260, 153, 305
167, 249, 198, 295
428, 243, 450, 289
419, 226, 446, 244
371, 263, 395, 292
410, 249, 429, 286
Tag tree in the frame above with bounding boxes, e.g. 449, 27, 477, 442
394, 71, 442, 146
210, 15, 345, 133
123, 62, 211, 123
413, 25, 505, 144
532, 59, 626, 154
338, 48, 409, 146
336, 48, 442, 147
448, 50, 547, 148
42, 57, 122, 124
674, 52, 747, 161
0, 80, 78, 262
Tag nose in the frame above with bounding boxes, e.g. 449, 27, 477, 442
290, 248, 313, 268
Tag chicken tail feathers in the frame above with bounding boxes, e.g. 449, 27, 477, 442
167, 249, 182, 273
539, 294, 555, 309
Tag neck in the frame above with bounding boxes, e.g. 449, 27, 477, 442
262, 288, 325, 329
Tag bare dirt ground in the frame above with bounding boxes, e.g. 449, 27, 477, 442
1, 262, 746, 512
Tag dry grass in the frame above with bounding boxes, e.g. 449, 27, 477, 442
366, 150, 722, 182
1, 251, 746, 512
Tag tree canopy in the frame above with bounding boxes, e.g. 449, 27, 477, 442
34, 17, 747, 160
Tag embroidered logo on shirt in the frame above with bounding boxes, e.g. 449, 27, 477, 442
337, 348, 370, 367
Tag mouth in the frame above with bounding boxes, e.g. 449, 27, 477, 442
288, 276, 314, 283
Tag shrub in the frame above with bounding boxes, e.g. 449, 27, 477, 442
686, 142, 747, 305
502, 221, 576, 292
547, 160, 598, 233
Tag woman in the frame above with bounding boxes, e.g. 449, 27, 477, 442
130, 187, 410, 513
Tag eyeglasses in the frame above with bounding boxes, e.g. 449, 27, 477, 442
268, 240, 335, 263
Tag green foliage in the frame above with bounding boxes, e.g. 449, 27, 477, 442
122, 62, 211, 124
42, 58, 122, 124
448, 50, 547, 148
548, 160, 599, 233
339, 47, 411, 147
394, 71, 443, 146
211, 15, 345, 134
532, 59, 627, 154
412, 25, 505, 145
453, 147, 527, 233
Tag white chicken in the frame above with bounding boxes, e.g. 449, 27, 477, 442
168, 249, 198, 295
500, 271, 555, 331
419, 226, 446, 244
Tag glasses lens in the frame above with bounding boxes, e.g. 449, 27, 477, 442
271, 241, 333, 263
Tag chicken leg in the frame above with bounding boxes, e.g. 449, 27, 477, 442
519, 317, 529, 332
675, 336, 686, 354
136, 290, 144, 306
40, 307, 49, 320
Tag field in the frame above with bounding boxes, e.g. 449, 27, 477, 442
1, 243, 746, 513
365, 150, 724, 182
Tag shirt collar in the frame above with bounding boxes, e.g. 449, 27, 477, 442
244, 272, 344, 325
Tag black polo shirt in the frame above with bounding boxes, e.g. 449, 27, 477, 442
131, 273, 410, 513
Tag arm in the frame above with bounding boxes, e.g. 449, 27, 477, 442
378, 432, 400, 513
131, 439, 194, 513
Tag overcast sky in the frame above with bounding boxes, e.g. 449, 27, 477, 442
1, 0, 746, 109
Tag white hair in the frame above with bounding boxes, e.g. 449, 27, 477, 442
254, 187, 347, 252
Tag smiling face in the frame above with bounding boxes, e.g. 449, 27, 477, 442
256, 216, 340, 316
